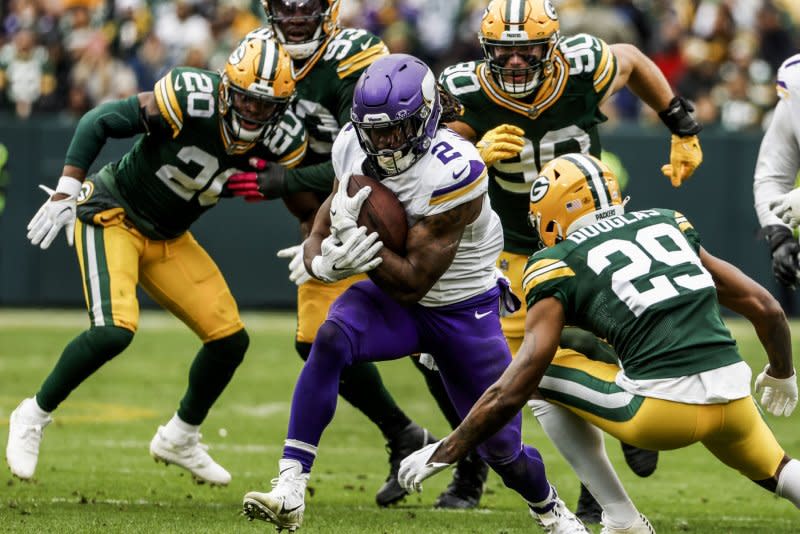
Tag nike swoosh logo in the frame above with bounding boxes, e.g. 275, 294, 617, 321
474, 310, 492, 319
279, 501, 303, 514
360, 42, 370, 51
330, 208, 337, 216
452, 164, 469, 180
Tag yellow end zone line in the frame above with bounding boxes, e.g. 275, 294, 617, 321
0, 398, 158, 425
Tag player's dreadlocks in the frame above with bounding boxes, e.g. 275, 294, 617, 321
438, 83, 464, 124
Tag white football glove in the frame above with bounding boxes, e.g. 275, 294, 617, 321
276, 243, 311, 286
398, 439, 451, 493
330, 173, 371, 242
27, 177, 82, 249
310, 226, 383, 282
754, 364, 798, 416
769, 188, 800, 228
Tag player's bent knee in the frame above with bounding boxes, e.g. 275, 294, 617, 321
86, 325, 134, 359
205, 328, 249, 366
312, 321, 353, 366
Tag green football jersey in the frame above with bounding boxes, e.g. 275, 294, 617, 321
248, 26, 388, 162
439, 34, 617, 254
522, 209, 741, 380
76, 66, 307, 240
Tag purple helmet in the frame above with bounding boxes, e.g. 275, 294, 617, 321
351, 54, 441, 177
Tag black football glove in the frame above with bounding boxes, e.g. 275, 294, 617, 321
763, 224, 800, 288
223, 157, 286, 201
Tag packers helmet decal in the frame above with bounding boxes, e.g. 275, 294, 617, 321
76, 181, 94, 205
480, 0, 561, 97
219, 37, 295, 154
528, 153, 624, 247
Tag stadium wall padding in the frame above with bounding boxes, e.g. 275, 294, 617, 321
1, 116, 797, 314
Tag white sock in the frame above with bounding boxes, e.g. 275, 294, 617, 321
26, 396, 51, 418
165, 413, 199, 439
529, 399, 639, 528
776, 458, 800, 508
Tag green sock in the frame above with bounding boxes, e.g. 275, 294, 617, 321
37, 326, 134, 412
296, 341, 411, 439
177, 329, 249, 425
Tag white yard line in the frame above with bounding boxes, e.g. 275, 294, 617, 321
0, 309, 297, 333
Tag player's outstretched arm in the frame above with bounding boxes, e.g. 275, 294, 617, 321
699, 247, 794, 379
367, 196, 482, 304
429, 297, 565, 465
609, 44, 702, 187
27, 92, 159, 249
701, 247, 797, 416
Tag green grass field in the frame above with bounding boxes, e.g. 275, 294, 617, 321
0, 309, 798, 533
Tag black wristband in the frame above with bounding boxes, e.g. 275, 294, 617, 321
761, 224, 794, 253
259, 163, 287, 199
658, 96, 702, 137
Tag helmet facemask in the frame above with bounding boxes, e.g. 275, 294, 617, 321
264, 0, 337, 60
354, 104, 434, 176
481, 36, 557, 97
221, 77, 289, 143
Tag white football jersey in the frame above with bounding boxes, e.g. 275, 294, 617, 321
753, 54, 800, 228
332, 124, 504, 307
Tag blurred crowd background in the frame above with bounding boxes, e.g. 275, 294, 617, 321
0, 0, 798, 129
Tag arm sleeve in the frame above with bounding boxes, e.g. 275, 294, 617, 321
284, 161, 336, 196
753, 98, 800, 228
64, 95, 146, 170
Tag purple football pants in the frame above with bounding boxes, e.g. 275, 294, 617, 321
283, 280, 551, 503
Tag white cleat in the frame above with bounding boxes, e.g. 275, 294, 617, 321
149, 425, 231, 486
601, 512, 656, 534
243, 459, 309, 532
530, 489, 590, 534
6, 398, 52, 480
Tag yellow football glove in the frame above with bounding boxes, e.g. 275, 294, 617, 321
660, 134, 703, 188
476, 124, 525, 166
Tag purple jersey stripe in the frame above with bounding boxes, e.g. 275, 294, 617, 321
432, 160, 486, 198
783, 58, 800, 70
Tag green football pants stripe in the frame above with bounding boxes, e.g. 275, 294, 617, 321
540, 364, 644, 422
81, 223, 113, 327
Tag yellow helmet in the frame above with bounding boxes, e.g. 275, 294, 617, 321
262, 0, 341, 60
219, 37, 295, 151
528, 153, 624, 247
479, 0, 560, 96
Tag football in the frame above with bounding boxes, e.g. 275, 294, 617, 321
346, 174, 408, 254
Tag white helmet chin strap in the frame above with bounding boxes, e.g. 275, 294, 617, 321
277, 26, 323, 60
502, 70, 540, 97
376, 150, 415, 175
231, 114, 266, 142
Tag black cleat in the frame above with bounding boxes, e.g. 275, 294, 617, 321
375, 422, 436, 507
434, 451, 488, 509
621, 442, 658, 477
575, 483, 602, 525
